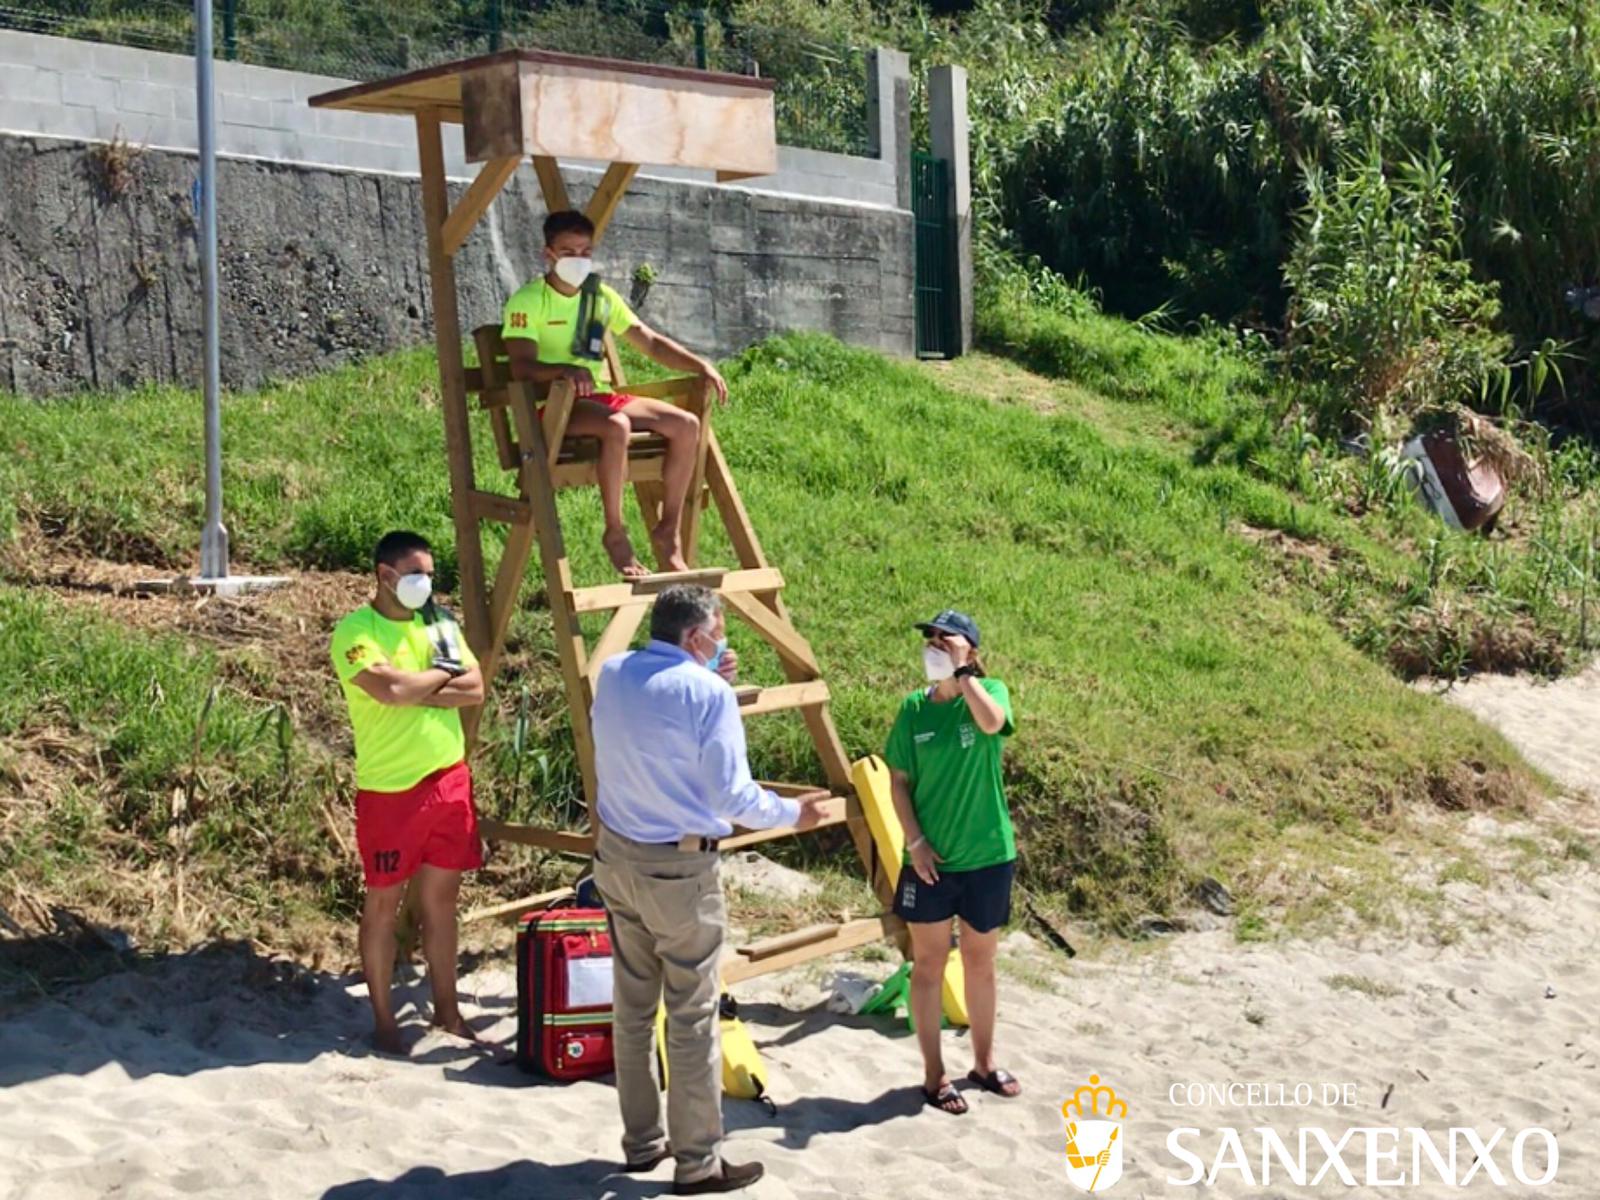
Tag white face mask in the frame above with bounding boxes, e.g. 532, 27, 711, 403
392, 571, 432, 611
552, 255, 593, 287
923, 645, 954, 681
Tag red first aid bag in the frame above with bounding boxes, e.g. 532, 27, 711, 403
516, 907, 614, 1079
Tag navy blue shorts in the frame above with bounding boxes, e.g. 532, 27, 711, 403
892, 860, 1015, 933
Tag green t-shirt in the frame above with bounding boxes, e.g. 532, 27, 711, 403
329, 605, 477, 793
883, 679, 1016, 873
501, 276, 637, 388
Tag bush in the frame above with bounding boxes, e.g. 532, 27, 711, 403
1282, 143, 1511, 426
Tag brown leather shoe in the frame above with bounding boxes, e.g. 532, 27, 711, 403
673, 1160, 765, 1194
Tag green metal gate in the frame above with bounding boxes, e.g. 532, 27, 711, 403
911, 151, 958, 358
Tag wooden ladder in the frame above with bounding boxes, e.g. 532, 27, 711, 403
400, 127, 898, 977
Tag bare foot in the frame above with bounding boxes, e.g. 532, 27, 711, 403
602, 527, 648, 578
649, 523, 689, 573
431, 1012, 481, 1043
372, 1022, 406, 1056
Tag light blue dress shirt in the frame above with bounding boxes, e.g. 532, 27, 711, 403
591, 640, 801, 842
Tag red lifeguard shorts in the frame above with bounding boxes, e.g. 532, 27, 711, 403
539, 392, 637, 419
354, 761, 483, 890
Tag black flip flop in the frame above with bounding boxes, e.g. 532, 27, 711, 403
967, 1068, 1022, 1097
923, 1082, 969, 1115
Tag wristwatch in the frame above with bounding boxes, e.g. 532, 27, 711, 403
953, 663, 980, 680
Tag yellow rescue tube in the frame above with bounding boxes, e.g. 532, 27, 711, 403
851, 755, 970, 1027
654, 990, 773, 1104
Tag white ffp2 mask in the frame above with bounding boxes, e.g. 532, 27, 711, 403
922, 645, 954, 681
553, 256, 593, 287
394, 572, 432, 611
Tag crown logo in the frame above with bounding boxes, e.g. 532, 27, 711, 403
1061, 1074, 1128, 1121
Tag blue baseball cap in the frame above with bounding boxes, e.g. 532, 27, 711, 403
915, 609, 980, 648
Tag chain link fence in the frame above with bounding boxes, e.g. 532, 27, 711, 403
1, 0, 871, 155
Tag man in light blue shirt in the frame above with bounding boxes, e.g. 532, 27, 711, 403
591, 585, 825, 1195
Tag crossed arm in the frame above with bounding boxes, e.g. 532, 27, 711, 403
351, 664, 485, 709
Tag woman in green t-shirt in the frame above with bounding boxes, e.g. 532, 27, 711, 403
883, 609, 1020, 1116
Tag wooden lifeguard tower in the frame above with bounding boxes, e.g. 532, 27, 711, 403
308, 50, 920, 985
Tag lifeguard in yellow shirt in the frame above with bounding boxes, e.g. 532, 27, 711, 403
502, 209, 729, 578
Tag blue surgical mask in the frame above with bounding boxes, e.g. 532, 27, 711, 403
705, 637, 728, 674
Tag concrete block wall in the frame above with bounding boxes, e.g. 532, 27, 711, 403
0, 134, 914, 395
0, 29, 918, 393
0, 29, 902, 208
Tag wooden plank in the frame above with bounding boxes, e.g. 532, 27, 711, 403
584, 601, 650, 689
512, 390, 601, 815
602, 329, 627, 392
757, 780, 834, 797
470, 326, 519, 472
460, 60, 523, 162
616, 376, 697, 401
488, 408, 519, 471
442, 154, 521, 257
461, 887, 576, 925
468, 489, 530, 525
705, 430, 770, 571
721, 589, 820, 676
585, 162, 639, 241
473, 324, 509, 386
478, 819, 594, 856
736, 922, 842, 960
680, 378, 712, 566
531, 155, 570, 212
721, 915, 902, 984
703, 429, 855, 794
733, 680, 830, 717
308, 47, 776, 115
556, 432, 668, 463
569, 567, 784, 615
553, 455, 665, 491
416, 109, 491, 668
513, 62, 776, 177
720, 798, 849, 851
541, 379, 576, 471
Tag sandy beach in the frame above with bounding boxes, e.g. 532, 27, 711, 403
2, 670, 1596, 1200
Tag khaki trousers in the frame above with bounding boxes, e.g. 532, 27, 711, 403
593, 824, 726, 1184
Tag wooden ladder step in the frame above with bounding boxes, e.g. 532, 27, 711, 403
720, 795, 849, 851
732, 680, 830, 717
468, 489, 531, 525
569, 566, 784, 614
722, 914, 904, 984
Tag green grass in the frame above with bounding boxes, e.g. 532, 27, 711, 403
980, 264, 1600, 682
0, 328, 1550, 963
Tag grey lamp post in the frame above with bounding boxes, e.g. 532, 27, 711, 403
196, 0, 228, 579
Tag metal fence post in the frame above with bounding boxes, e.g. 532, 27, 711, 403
693, 9, 707, 69
221, 0, 236, 60
488, 0, 502, 52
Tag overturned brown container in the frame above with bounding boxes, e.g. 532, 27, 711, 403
1414, 430, 1506, 532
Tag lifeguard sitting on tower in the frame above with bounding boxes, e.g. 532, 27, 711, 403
502, 209, 730, 579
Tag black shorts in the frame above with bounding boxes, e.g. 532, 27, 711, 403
892, 860, 1015, 933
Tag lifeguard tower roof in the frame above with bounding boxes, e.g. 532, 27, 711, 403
309, 48, 777, 180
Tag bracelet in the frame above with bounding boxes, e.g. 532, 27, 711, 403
907, 835, 927, 852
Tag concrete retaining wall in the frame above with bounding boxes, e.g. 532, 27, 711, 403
0, 135, 914, 395
0, 30, 916, 394
0, 29, 903, 206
